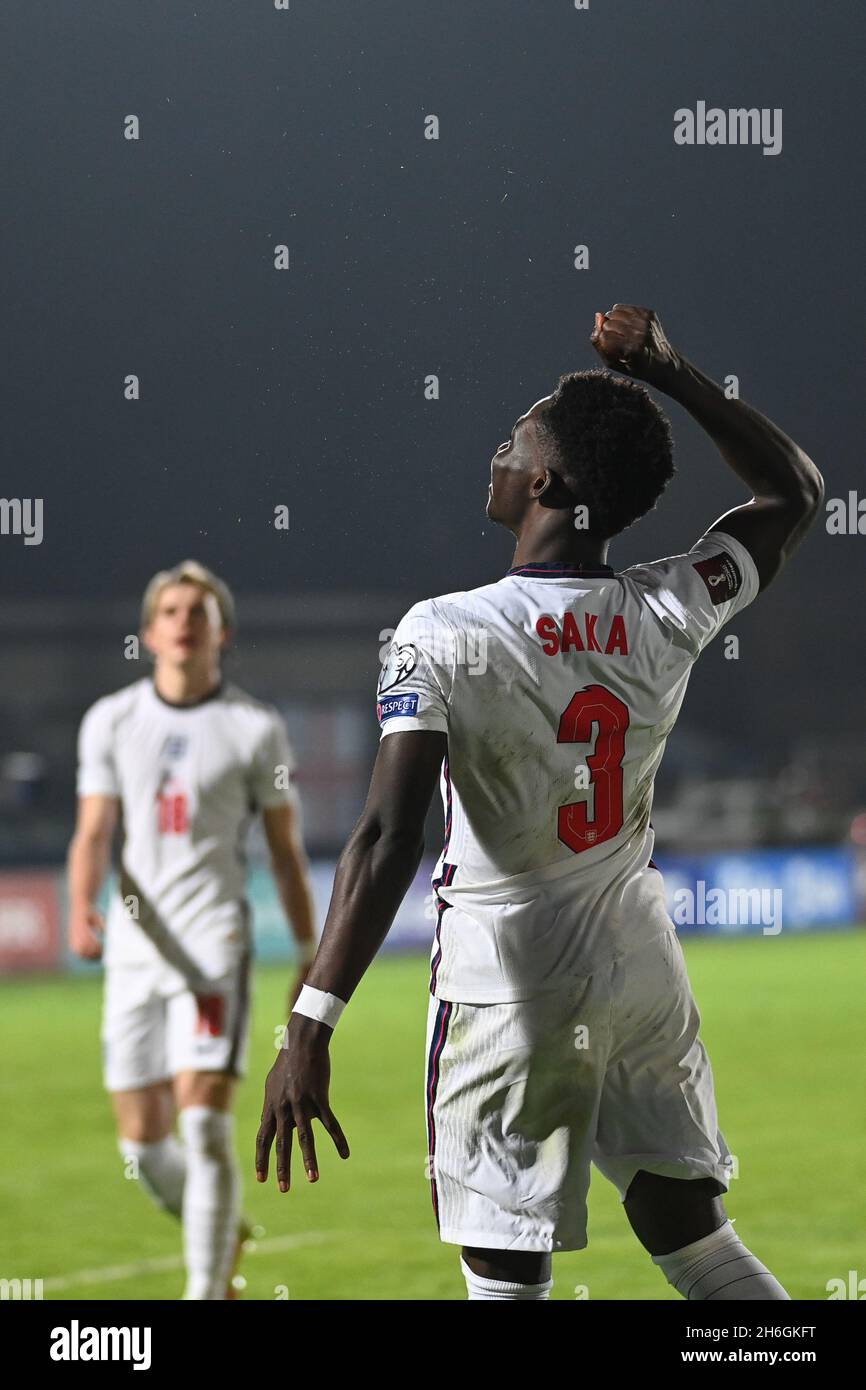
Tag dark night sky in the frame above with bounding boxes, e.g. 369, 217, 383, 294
2, 0, 864, 752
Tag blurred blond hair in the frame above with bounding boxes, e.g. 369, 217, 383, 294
140, 560, 236, 631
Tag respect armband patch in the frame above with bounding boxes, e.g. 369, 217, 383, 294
692, 551, 742, 605
377, 691, 420, 723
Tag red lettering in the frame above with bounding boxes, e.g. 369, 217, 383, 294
605, 614, 629, 655
535, 612, 630, 657
561, 612, 584, 653
536, 615, 560, 655
584, 614, 602, 652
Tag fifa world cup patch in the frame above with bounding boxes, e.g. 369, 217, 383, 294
692, 551, 742, 605
377, 691, 420, 723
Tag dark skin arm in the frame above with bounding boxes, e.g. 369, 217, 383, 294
590, 304, 825, 589
255, 728, 447, 1191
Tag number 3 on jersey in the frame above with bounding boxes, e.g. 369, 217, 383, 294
557, 684, 629, 853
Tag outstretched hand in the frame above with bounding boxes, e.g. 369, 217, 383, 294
255, 1015, 350, 1192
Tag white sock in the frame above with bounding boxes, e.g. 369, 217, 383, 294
460, 1256, 552, 1301
653, 1219, 790, 1300
179, 1107, 241, 1301
118, 1134, 186, 1218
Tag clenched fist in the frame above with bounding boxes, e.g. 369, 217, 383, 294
68, 906, 105, 960
590, 305, 680, 386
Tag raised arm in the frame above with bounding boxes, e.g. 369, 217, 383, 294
591, 304, 825, 589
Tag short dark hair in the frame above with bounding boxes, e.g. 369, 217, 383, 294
537, 368, 675, 537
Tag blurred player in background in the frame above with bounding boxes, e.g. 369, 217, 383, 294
68, 560, 317, 1300
257, 305, 823, 1301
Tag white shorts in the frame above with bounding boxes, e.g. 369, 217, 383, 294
102, 956, 252, 1092
424, 926, 733, 1253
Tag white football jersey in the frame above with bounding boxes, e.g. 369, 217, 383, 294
76, 678, 299, 983
377, 530, 759, 1003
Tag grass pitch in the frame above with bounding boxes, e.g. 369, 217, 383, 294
1, 930, 863, 1300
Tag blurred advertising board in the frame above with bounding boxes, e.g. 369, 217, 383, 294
0, 874, 61, 972
1, 846, 860, 975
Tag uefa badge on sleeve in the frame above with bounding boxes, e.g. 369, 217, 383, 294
377, 642, 418, 694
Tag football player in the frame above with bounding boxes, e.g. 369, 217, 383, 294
258, 306, 822, 1300
69, 560, 317, 1299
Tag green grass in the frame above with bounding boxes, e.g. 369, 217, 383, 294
1, 931, 864, 1300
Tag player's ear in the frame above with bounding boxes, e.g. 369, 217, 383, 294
140, 625, 157, 659
534, 467, 570, 507
530, 467, 552, 499
218, 625, 234, 652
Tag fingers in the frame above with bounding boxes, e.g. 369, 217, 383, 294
69, 912, 105, 959
594, 326, 632, 361
592, 304, 655, 344
72, 934, 102, 960
255, 1107, 276, 1184
292, 1103, 319, 1183
319, 1105, 351, 1162
591, 310, 605, 340
275, 1111, 293, 1193
295, 1102, 350, 1174
257, 1094, 349, 1193
596, 327, 629, 351
605, 303, 654, 323
590, 310, 640, 373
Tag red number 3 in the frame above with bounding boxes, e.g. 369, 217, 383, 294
557, 685, 629, 853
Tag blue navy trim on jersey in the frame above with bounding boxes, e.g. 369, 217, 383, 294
425, 998, 453, 1230
442, 752, 453, 854
430, 861, 457, 996
151, 679, 225, 710
429, 753, 455, 996
506, 561, 615, 578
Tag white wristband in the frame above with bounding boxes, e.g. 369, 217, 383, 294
289, 984, 347, 1033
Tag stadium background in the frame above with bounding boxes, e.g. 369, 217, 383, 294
1, 0, 864, 1299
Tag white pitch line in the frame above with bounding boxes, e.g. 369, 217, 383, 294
40, 1231, 331, 1293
